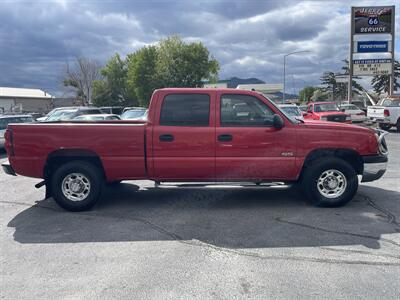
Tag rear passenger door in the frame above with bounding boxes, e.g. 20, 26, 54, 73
152, 91, 216, 180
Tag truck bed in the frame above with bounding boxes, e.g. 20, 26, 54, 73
8, 122, 147, 180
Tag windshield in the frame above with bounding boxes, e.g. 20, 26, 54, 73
0, 116, 34, 130
121, 109, 147, 120
314, 103, 340, 112
280, 106, 302, 117
46, 110, 76, 121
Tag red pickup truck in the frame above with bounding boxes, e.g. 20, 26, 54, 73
304, 102, 352, 124
2, 88, 388, 211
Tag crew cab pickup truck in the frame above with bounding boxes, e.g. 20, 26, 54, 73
304, 102, 352, 124
367, 97, 400, 132
2, 88, 388, 211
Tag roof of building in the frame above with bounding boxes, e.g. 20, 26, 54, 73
0, 87, 53, 99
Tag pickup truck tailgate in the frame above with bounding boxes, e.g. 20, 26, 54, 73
367, 106, 385, 119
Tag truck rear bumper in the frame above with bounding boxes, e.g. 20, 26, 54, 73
361, 155, 387, 182
1, 161, 16, 176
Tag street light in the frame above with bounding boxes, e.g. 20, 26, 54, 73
283, 50, 310, 103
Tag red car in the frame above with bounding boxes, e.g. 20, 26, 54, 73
304, 102, 352, 124
2, 88, 388, 211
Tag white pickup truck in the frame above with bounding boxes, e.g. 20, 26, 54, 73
367, 97, 400, 132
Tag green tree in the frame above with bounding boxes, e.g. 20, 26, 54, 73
299, 86, 317, 102
371, 60, 400, 95
319, 60, 364, 101
126, 46, 159, 107
92, 54, 136, 107
155, 36, 219, 88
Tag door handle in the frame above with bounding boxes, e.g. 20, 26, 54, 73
218, 134, 233, 142
159, 134, 174, 142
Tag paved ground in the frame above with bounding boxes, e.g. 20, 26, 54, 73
0, 130, 399, 299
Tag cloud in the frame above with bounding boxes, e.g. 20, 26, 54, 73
0, 0, 398, 96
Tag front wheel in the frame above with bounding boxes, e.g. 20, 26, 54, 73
51, 161, 104, 211
301, 158, 358, 207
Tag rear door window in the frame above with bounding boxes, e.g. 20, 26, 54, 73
160, 94, 210, 126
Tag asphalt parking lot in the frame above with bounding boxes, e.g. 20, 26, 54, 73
1, 130, 399, 299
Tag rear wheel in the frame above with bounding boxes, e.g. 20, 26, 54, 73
396, 119, 400, 132
51, 161, 103, 211
379, 123, 391, 131
301, 158, 358, 207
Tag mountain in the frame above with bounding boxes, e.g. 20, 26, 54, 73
226, 77, 265, 88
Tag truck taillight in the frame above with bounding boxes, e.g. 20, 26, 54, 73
4, 128, 14, 156
384, 109, 390, 117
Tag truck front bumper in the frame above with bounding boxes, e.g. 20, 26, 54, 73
361, 155, 387, 182
1, 161, 16, 176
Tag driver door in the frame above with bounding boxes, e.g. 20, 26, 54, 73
215, 92, 297, 180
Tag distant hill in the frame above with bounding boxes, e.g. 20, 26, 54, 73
226, 77, 265, 88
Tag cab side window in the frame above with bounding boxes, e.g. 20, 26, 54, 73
160, 94, 210, 126
220, 94, 274, 126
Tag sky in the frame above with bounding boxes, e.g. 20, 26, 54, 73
0, 0, 399, 97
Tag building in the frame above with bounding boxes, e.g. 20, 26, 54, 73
0, 87, 53, 113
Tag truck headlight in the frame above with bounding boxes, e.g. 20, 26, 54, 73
320, 116, 328, 121
345, 115, 351, 121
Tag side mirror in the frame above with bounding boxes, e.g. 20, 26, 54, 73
302, 111, 308, 116
273, 114, 284, 129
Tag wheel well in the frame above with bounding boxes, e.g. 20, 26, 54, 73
44, 149, 105, 180
301, 148, 363, 177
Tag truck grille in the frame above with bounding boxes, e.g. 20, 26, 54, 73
326, 115, 346, 122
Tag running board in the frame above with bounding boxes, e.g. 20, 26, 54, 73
154, 181, 290, 189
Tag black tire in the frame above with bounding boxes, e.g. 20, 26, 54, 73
379, 123, 391, 131
301, 158, 358, 207
51, 161, 103, 211
107, 180, 122, 186
396, 119, 400, 132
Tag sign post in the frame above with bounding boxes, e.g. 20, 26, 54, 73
349, 6, 395, 102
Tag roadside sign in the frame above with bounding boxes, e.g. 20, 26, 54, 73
353, 6, 393, 34
355, 41, 389, 53
353, 59, 392, 76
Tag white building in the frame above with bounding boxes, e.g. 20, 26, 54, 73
0, 87, 53, 113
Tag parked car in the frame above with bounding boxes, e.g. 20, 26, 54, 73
304, 102, 351, 123
121, 109, 148, 121
43, 107, 103, 121
2, 88, 388, 212
338, 103, 367, 123
99, 106, 124, 115
0, 115, 34, 149
278, 104, 304, 121
36, 107, 79, 122
367, 97, 400, 131
122, 106, 146, 113
73, 114, 121, 121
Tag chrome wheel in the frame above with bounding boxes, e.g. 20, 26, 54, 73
61, 173, 91, 202
317, 169, 347, 198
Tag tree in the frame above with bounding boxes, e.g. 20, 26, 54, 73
63, 57, 101, 105
371, 60, 400, 95
319, 60, 364, 101
126, 46, 159, 107
299, 86, 317, 102
156, 36, 219, 88
92, 54, 136, 107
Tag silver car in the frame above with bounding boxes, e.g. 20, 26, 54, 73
0, 115, 34, 149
